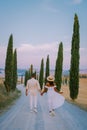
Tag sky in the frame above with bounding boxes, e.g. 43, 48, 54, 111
0, 0, 87, 70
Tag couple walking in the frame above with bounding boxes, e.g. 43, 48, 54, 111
26, 73, 65, 116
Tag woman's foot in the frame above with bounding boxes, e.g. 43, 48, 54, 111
51, 110, 55, 116
49, 110, 55, 116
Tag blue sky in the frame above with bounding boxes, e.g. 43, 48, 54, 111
0, 0, 87, 70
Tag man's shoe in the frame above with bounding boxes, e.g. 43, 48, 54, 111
34, 108, 37, 113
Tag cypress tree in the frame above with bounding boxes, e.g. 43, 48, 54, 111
45, 55, 50, 84
28, 68, 31, 79
24, 65, 34, 86
24, 70, 29, 86
39, 58, 44, 90
69, 14, 80, 100
12, 49, 17, 90
4, 34, 13, 92
30, 64, 33, 76
55, 42, 63, 91
34, 71, 37, 79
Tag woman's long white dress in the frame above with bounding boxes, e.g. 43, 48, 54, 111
45, 86, 65, 109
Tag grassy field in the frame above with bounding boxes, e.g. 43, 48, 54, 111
0, 78, 21, 114
62, 78, 87, 111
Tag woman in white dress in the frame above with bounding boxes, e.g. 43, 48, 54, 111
41, 75, 65, 116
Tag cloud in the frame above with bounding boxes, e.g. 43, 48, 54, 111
18, 42, 57, 53
17, 42, 58, 69
72, 0, 83, 4
0, 44, 87, 70
17, 42, 73, 69
41, 0, 59, 13
0, 43, 58, 69
44, 6, 59, 13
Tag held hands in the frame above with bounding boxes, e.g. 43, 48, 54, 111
40, 89, 44, 96
38, 89, 43, 96
40, 92, 43, 96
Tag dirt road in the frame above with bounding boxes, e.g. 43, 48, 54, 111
0, 85, 87, 130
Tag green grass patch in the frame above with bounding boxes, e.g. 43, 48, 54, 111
0, 83, 21, 112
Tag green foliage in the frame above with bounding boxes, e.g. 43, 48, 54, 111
39, 58, 44, 89
69, 14, 80, 100
5, 34, 13, 92
55, 42, 63, 91
12, 49, 17, 90
30, 64, 33, 76
0, 83, 21, 110
45, 55, 50, 84
24, 65, 35, 86
24, 70, 29, 86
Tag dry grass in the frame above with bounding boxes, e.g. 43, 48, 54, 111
0, 80, 21, 114
62, 78, 87, 111
0, 77, 4, 84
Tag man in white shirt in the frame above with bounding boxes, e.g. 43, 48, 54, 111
26, 73, 41, 113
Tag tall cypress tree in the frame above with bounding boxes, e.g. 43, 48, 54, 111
12, 49, 17, 90
30, 64, 33, 76
69, 14, 80, 100
45, 55, 50, 84
39, 58, 44, 89
28, 68, 31, 79
24, 70, 29, 86
55, 42, 63, 91
5, 34, 13, 92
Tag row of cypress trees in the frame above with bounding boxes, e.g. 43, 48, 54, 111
24, 64, 34, 86
35, 42, 63, 91
28, 13, 80, 100
4, 13, 80, 101
4, 34, 17, 92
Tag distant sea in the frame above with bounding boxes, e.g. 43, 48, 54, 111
0, 68, 26, 77
0, 68, 87, 78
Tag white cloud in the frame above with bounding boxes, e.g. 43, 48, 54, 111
45, 6, 59, 13
41, 0, 59, 13
17, 42, 58, 69
72, 0, 83, 4
0, 44, 87, 70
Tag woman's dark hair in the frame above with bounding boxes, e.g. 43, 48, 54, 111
48, 81, 54, 86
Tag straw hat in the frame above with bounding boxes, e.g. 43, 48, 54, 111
47, 75, 55, 82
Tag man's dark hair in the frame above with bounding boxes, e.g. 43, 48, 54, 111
31, 73, 36, 78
